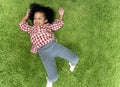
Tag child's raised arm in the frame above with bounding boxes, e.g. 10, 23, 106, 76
19, 10, 32, 33
48, 8, 64, 31
20, 9, 30, 23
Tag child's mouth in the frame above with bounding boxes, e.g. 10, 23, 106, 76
34, 22, 40, 26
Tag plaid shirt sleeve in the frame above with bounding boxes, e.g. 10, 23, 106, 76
19, 21, 32, 33
31, 44, 37, 54
47, 19, 64, 31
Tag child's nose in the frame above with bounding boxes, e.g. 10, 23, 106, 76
36, 19, 40, 21
34, 19, 38, 22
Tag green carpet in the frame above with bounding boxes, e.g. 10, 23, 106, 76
0, 0, 120, 87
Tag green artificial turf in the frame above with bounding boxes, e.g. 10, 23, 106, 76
0, 0, 120, 87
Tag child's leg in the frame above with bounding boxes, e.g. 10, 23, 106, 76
38, 52, 58, 83
54, 42, 79, 65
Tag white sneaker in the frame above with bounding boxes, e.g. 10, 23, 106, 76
69, 62, 76, 72
46, 79, 52, 87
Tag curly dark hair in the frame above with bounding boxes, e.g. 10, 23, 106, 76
29, 3, 55, 24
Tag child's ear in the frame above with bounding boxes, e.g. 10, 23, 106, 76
45, 19, 48, 23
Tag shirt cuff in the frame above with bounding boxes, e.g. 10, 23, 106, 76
55, 19, 64, 25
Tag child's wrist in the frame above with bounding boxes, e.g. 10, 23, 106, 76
25, 15, 29, 19
59, 15, 63, 20
59, 14, 63, 17
25, 15, 28, 18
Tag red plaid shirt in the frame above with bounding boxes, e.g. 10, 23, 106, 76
19, 19, 64, 53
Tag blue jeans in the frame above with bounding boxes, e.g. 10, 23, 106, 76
38, 41, 79, 82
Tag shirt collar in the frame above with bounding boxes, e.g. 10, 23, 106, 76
33, 23, 49, 28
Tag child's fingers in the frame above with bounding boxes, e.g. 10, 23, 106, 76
59, 8, 64, 12
27, 9, 31, 13
27, 9, 30, 11
59, 7, 64, 10
26, 9, 31, 16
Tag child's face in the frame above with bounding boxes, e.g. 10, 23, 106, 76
33, 12, 48, 26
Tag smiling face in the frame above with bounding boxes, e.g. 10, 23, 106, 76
33, 12, 48, 26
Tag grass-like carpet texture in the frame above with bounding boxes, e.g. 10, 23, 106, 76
0, 0, 120, 87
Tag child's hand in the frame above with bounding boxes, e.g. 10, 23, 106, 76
20, 9, 30, 22
25, 9, 30, 18
58, 8, 64, 16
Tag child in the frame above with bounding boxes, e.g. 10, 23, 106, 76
19, 3, 79, 87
